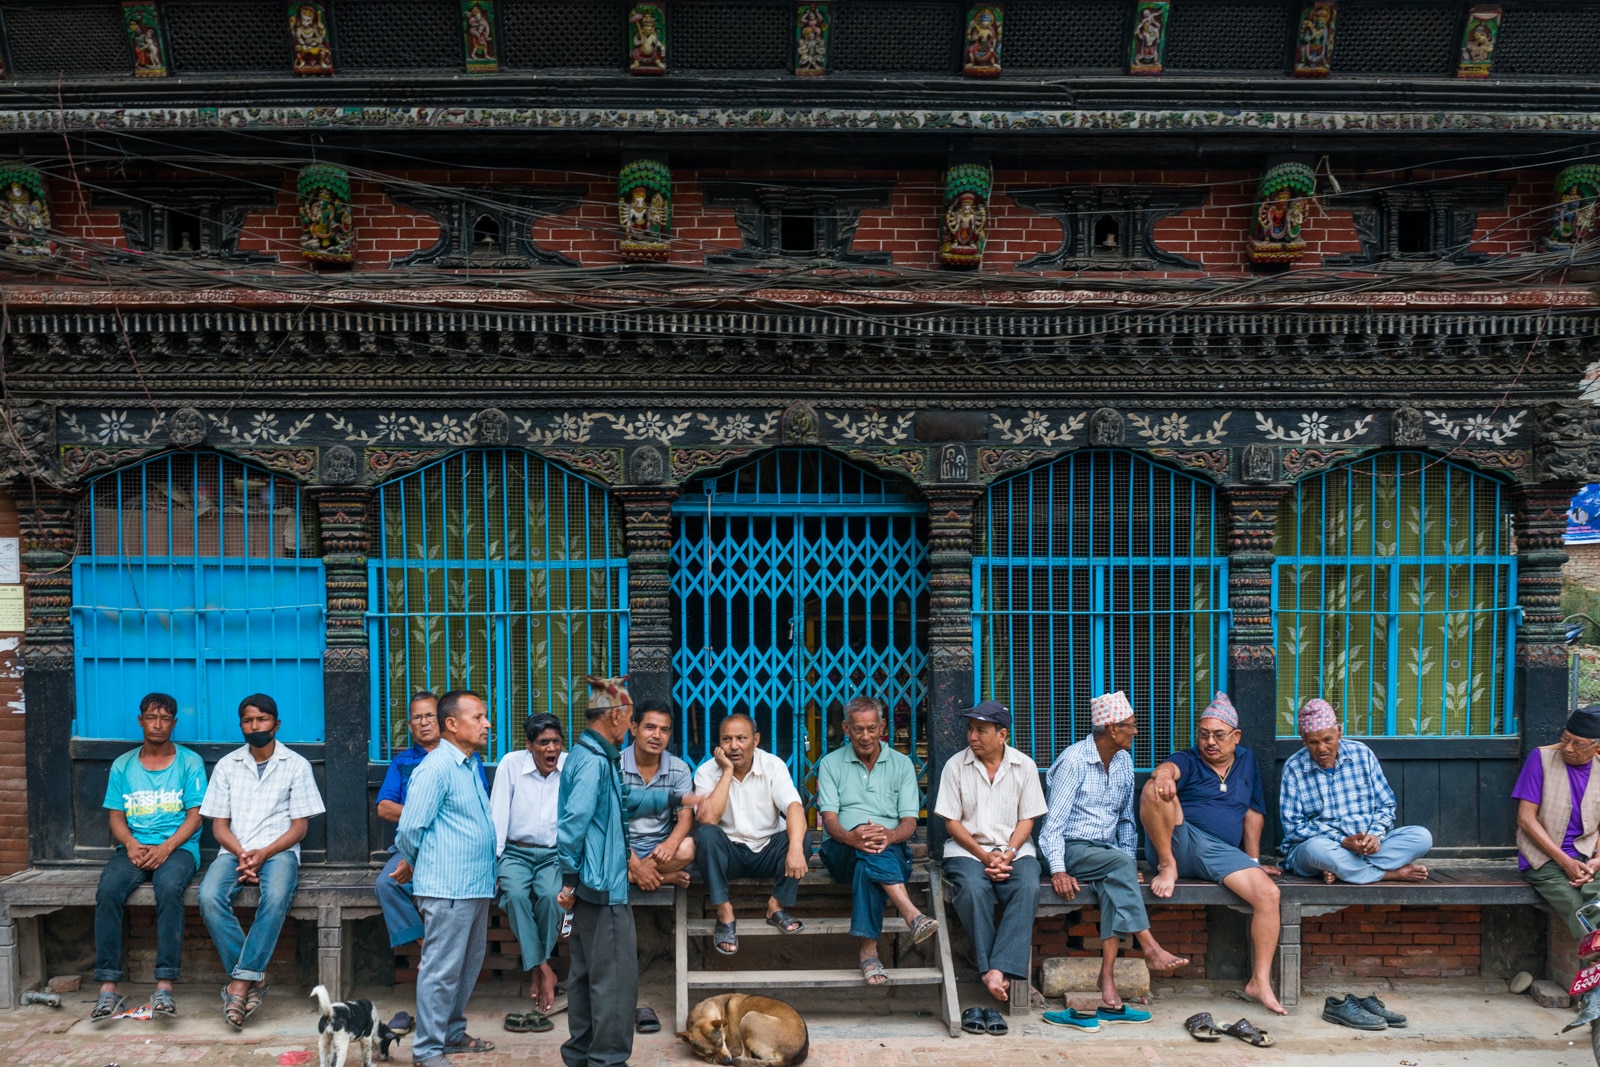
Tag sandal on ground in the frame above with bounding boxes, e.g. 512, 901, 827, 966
765, 910, 804, 934
961, 1007, 986, 1034
219, 988, 246, 1031
636, 1006, 661, 1033
150, 988, 176, 1019
859, 956, 889, 986
713, 919, 738, 956
444, 1034, 495, 1053
504, 1012, 532, 1033
1183, 1012, 1223, 1041
243, 983, 269, 1019
982, 1007, 1008, 1035
1222, 1017, 1275, 1047
908, 914, 939, 945
89, 991, 125, 1023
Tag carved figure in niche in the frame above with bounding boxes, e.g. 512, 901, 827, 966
297, 164, 354, 264
1457, 6, 1500, 79
1293, 2, 1336, 77
1391, 406, 1426, 447
290, 2, 334, 75
796, 4, 828, 76
940, 444, 969, 482
322, 445, 358, 485
0, 166, 50, 257
940, 163, 991, 269
462, 0, 498, 74
629, 5, 667, 75
783, 402, 820, 445
1249, 162, 1315, 265
123, 3, 167, 77
1242, 443, 1275, 484
476, 407, 509, 445
1090, 407, 1125, 446
630, 445, 666, 485
963, 6, 1003, 78
1539, 165, 1600, 253
617, 160, 672, 261
1129, 2, 1168, 75
168, 407, 208, 448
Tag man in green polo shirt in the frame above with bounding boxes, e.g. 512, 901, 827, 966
818, 695, 940, 986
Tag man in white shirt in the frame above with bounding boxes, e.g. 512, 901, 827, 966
935, 701, 1048, 1010
692, 714, 809, 955
490, 713, 567, 1023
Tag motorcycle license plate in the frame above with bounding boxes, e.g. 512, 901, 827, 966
1571, 960, 1600, 997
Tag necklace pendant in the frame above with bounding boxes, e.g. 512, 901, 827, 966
1218, 782, 1228, 792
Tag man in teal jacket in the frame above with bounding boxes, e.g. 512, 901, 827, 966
558, 676, 692, 1067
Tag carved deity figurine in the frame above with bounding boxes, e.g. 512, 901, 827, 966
1129, 2, 1168, 75
123, 3, 167, 78
298, 164, 355, 264
629, 4, 667, 75
963, 5, 1003, 78
939, 163, 991, 269
795, 4, 829, 76
1540, 165, 1600, 253
1293, 2, 1336, 77
617, 160, 672, 260
0, 165, 51, 257
290, 2, 334, 75
1456, 5, 1501, 79
462, 0, 498, 74
1249, 162, 1316, 264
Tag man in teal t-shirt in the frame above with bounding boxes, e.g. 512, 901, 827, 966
92, 692, 207, 1023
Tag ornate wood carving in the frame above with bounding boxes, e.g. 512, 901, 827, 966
383, 186, 582, 269
616, 486, 678, 675
1010, 185, 1207, 270
312, 486, 371, 656
1226, 485, 1285, 668
702, 182, 893, 264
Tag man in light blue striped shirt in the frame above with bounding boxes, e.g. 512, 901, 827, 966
394, 690, 498, 1067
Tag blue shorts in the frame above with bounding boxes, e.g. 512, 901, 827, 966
631, 831, 669, 858
1144, 821, 1257, 883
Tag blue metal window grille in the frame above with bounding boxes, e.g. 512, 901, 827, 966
1273, 451, 1517, 738
367, 449, 627, 762
670, 449, 929, 801
72, 453, 325, 743
972, 450, 1228, 771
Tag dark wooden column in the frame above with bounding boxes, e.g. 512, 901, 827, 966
19, 488, 77, 862
616, 483, 679, 711
311, 485, 372, 865
923, 483, 982, 843
1225, 484, 1286, 805
1514, 483, 1577, 752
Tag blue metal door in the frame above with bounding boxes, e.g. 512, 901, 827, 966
670, 450, 929, 799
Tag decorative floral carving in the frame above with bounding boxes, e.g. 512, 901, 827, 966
60, 446, 148, 479
940, 163, 991, 269
1253, 410, 1375, 445
1293, 2, 1336, 78
1129, 1, 1169, 75
795, 4, 828, 76
598, 410, 692, 445
461, 0, 498, 75
1422, 408, 1526, 446
544, 447, 624, 484
234, 447, 317, 479
367, 449, 438, 479
977, 448, 1055, 478
1540, 165, 1600, 253
962, 5, 1003, 77
847, 448, 926, 480
0, 164, 51, 257
629, 4, 667, 75
1249, 163, 1315, 264
618, 159, 671, 261
123, 2, 168, 78
672, 447, 756, 481
62, 409, 165, 446
991, 410, 1084, 446
696, 411, 780, 446
289, 2, 334, 76
1281, 447, 1362, 477
1453, 449, 1529, 473
297, 164, 354, 264
1457, 5, 1500, 80
1147, 448, 1230, 477
825, 410, 913, 445
208, 411, 317, 446
167, 407, 207, 447
1128, 411, 1230, 446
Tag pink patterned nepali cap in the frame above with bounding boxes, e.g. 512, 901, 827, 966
1090, 690, 1135, 726
1200, 691, 1238, 730
1298, 698, 1339, 734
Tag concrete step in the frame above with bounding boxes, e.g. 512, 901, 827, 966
685, 967, 944, 988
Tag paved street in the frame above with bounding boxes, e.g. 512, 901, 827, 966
3, 978, 1598, 1067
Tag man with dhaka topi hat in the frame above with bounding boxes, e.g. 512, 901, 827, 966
1513, 704, 1600, 938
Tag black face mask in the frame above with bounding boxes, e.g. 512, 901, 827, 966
244, 729, 275, 749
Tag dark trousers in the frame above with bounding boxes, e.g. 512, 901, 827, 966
562, 897, 638, 1067
944, 854, 1041, 979
819, 837, 913, 940
94, 847, 197, 983
692, 825, 807, 908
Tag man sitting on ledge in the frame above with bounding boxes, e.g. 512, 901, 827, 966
1279, 698, 1431, 885
1513, 705, 1600, 938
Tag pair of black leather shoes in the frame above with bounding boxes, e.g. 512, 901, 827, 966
960, 1006, 1008, 1035
1322, 992, 1408, 1030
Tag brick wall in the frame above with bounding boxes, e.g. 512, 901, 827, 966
1565, 543, 1600, 590
0, 490, 24, 876
1033, 906, 1211, 978
1303, 905, 1482, 980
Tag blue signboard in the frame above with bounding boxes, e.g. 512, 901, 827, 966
1569, 484, 1600, 544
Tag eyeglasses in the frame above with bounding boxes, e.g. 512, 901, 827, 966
1196, 728, 1236, 742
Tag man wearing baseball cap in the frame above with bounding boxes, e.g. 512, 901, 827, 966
1140, 692, 1285, 1015
934, 700, 1048, 1026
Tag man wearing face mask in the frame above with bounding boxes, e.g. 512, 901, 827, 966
199, 693, 325, 1030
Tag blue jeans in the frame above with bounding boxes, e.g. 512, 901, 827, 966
199, 850, 300, 983
376, 849, 424, 948
94, 847, 196, 983
820, 838, 912, 940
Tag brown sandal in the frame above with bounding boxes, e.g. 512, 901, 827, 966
1183, 1012, 1224, 1041
1222, 1017, 1275, 1047
219, 988, 246, 1030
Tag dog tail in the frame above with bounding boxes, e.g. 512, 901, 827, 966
311, 983, 334, 1018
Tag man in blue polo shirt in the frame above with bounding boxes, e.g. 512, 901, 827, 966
1139, 692, 1284, 1016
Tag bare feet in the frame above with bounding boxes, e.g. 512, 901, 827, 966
533, 962, 557, 1012
1244, 977, 1287, 1016
1098, 972, 1122, 1010
1150, 862, 1178, 899
1381, 863, 1429, 883
982, 969, 1010, 1003
1143, 947, 1190, 973
1322, 870, 1337, 884
662, 869, 691, 888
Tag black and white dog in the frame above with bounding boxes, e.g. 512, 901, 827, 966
311, 984, 377, 1067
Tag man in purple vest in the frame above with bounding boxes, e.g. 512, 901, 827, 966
1514, 705, 1600, 938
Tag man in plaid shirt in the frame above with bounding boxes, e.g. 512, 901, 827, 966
1279, 698, 1432, 884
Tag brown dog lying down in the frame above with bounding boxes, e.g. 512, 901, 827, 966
678, 994, 810, 1067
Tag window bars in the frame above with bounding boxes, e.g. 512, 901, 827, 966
1272, 451, 1518, 738
72, 453, 324, 743
973, 450, 1228, 772
367, 449, 627, 762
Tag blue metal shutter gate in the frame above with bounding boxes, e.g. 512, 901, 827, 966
670, 450, 930, 800
72, 453, 325, 743
367, 449, 628, 762
972, 450, 1228, 771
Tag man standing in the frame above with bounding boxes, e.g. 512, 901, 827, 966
934, 701, 1047, 1012
1038, 691, 1189, 1028
394, 689, 498, 1067
817, 695, 938, 987
692, 712, 809, 956
92, 692, 207, 1022
1280, 698, 1432, 885
1140, 692, 1285, 1015
1513, 705, 1600, 938
490, 713, 567, 1028
624, 701, 697, 893
199, 694, 325, 1030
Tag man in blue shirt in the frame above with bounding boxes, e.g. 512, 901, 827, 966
394, 690, 498, 1067
92, 692, 207, 1023
1140, 692, 1284, 1016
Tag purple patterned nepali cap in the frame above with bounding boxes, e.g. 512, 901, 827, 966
1298, 698, 1339, 734
1200, 691, 1238, 730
